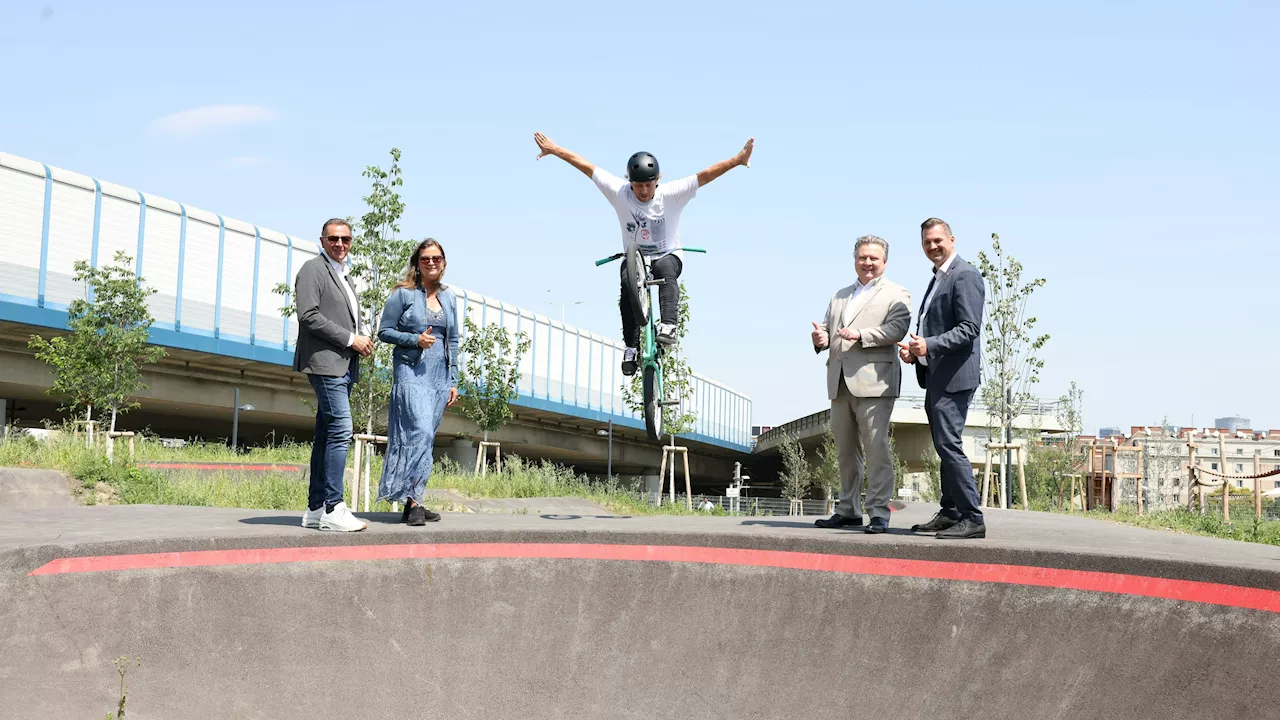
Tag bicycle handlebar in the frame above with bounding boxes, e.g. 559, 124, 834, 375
595, 247, 707, 266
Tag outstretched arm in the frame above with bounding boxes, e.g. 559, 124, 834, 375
534, 132, 595, 178
696, 138, 754, 187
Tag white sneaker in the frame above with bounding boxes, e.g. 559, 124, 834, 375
656, 323, 677, 347
301, 506, 322, 529
320, 502, 367, 532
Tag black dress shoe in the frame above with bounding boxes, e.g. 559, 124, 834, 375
935, 517, 985, 539
406, 504, 441, 526
911, 512, 959, 533
815, 513, 863, 529
864, 517, 889, 534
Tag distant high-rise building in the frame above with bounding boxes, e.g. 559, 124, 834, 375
1099, 426, 1125, 438
1215, 416, 1250, 433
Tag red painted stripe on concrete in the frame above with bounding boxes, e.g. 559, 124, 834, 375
28, 543, 1280, 614
138, 463, 304, 471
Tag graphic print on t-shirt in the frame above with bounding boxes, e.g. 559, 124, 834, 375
626, 210, 666, 255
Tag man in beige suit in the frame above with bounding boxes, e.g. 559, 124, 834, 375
810, 235, 912, 533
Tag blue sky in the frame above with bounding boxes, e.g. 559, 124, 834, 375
3, 0, 1277, 434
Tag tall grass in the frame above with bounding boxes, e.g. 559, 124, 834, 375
1083, 507, 1280, 546
0, 431, 726, 516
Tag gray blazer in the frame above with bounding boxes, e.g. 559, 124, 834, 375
914, 255, 984, 394
815, 277, 911, 399
293, 254, 361, 379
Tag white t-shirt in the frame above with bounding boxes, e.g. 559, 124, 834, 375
592, 168, 698, 258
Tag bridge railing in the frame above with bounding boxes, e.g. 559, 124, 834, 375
1, 151, 754, 451
755, 394, 1063, 448
453, 288, 753, 449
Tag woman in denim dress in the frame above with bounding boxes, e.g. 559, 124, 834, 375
376, 239, 459, 525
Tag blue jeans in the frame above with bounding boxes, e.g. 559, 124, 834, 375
307, 360, 356, 510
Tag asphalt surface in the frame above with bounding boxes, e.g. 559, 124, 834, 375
1, 500, 1277, 719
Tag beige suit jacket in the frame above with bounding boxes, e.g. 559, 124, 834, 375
815, 277, 912, 400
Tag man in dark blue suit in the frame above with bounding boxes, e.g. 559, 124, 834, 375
898, 218, 987, 539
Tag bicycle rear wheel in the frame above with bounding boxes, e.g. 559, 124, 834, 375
643, 363, 663, 442
625, 244, 649, 328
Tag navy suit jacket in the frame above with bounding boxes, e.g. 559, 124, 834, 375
914, 255, 984, 394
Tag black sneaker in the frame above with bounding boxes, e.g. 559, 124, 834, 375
911, 512, 959, 533
400, 501, 413, 523
406, 504, 440, 526
621, 347, 639, 376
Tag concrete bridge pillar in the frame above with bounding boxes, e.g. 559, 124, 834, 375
445, 436, 475, 469
641, 468, 662, 496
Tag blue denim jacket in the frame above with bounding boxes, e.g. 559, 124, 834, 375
377, 285, 460, 387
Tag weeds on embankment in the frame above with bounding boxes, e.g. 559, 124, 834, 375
0, 432, 727, 517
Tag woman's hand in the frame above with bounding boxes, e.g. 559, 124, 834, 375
447, 387, 459, 407
417, 328, 436, 349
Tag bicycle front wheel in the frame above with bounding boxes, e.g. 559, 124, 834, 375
625, 244, 649, 328
643, 363, 663, 442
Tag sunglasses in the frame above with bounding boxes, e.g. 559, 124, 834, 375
321, 236, 353, 245
419, 255, 445, 265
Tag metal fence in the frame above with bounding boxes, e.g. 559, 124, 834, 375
642, 492, 833, 517
0, 151, 754, 451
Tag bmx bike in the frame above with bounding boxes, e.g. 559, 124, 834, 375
596, 245, 705, 442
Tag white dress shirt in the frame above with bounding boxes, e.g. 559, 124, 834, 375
324, 253, 360, 348
917, 252, 957, 366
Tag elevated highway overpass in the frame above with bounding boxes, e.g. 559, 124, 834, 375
0, 151, 752, 485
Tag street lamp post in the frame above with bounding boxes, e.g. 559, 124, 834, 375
597, 420, 613, 478
231, 387, 255, 452
545, 290, 584, 324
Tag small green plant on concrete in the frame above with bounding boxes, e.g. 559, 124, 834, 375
103, 655, 141, 719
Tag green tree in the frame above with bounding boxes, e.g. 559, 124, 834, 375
28, 251, 166, 434
814, 428, 841, 510
778, 433, 812, 513
273, 148, 414, 432
622, 282, 696, 437
348, 148, 414, 435
888, 428, 910, 499
1056, 381, 1084, 448
457, 316, 531, 442
918, 446, 942, 503
977, 233, 1049, 506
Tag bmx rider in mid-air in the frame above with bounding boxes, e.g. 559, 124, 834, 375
533, 132, 753, 375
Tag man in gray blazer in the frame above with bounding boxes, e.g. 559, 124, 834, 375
899, 218, 987, 539
811, 235, 912, 533
295, 218, 374, 532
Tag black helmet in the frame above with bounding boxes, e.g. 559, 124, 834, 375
626, 151, 659, 182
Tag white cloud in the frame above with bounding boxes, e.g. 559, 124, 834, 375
225, 156, 265, 169
151, 105, 279, 137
